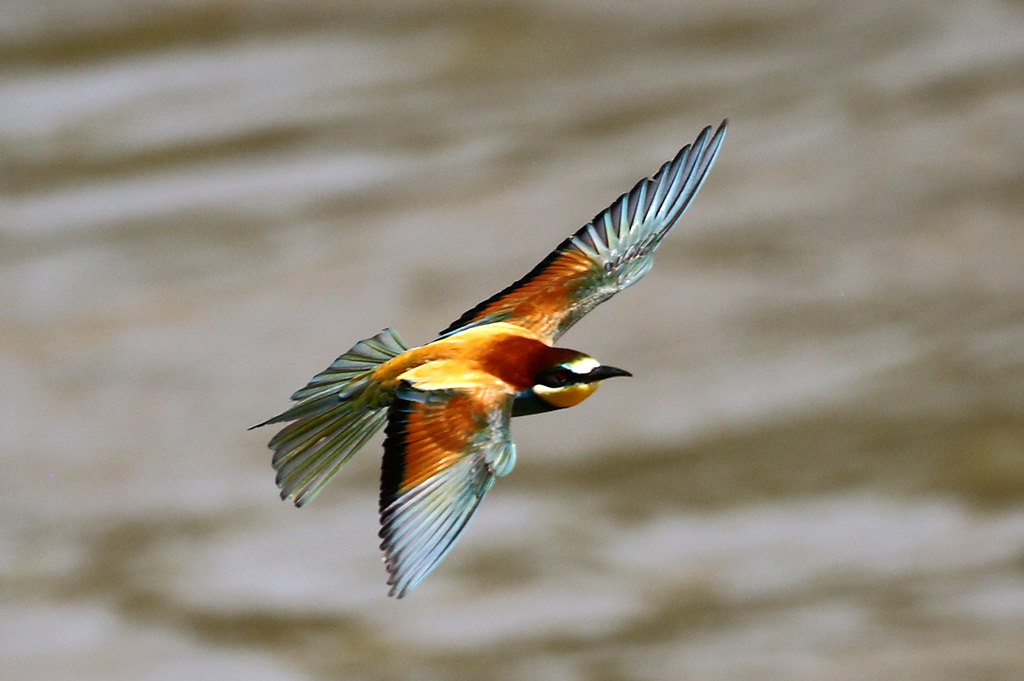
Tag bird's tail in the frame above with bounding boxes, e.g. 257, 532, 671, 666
253, 327, 409, 506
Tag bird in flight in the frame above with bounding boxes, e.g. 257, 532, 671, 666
255, 120, 727, 597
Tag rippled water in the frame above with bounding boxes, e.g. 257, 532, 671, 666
3, 1, 1024, 679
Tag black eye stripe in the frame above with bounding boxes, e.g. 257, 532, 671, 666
536, 365, 581, 388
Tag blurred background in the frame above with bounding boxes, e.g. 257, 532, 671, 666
3, 1, 1024, 679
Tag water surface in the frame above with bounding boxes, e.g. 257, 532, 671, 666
3, 1, 1024, 679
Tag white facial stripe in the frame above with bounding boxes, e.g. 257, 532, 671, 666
565, 357, 600, 374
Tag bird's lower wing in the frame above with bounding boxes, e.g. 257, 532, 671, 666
379, 382, 516, 597
438, 120, 727, 343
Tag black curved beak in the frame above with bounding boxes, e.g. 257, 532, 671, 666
586, 365, 633, 382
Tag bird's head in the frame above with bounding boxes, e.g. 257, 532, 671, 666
513, 351, 631, 416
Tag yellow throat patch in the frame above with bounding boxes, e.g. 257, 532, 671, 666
532, 381, 600, 409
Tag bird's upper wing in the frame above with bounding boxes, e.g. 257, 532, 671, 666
438, 120, 727, 344
378, 366, 516, 597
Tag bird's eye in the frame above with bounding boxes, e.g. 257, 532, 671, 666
536, 366, 579, 389
551, 368, 572, 385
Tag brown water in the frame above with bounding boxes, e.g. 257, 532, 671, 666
3, 1, 1024, 679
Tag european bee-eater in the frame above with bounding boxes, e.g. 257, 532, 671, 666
255, 121, 727, 597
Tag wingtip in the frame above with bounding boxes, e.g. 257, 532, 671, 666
380, 542, 411, 598
711, 119, 729, 147
283, 491, 306, 507
692, 119, 728, 178
248, 418, 270, 431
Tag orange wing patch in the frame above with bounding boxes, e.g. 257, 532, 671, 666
395, 391, 483, 491
439, 245, 596, 343
380, 363, 513, 500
